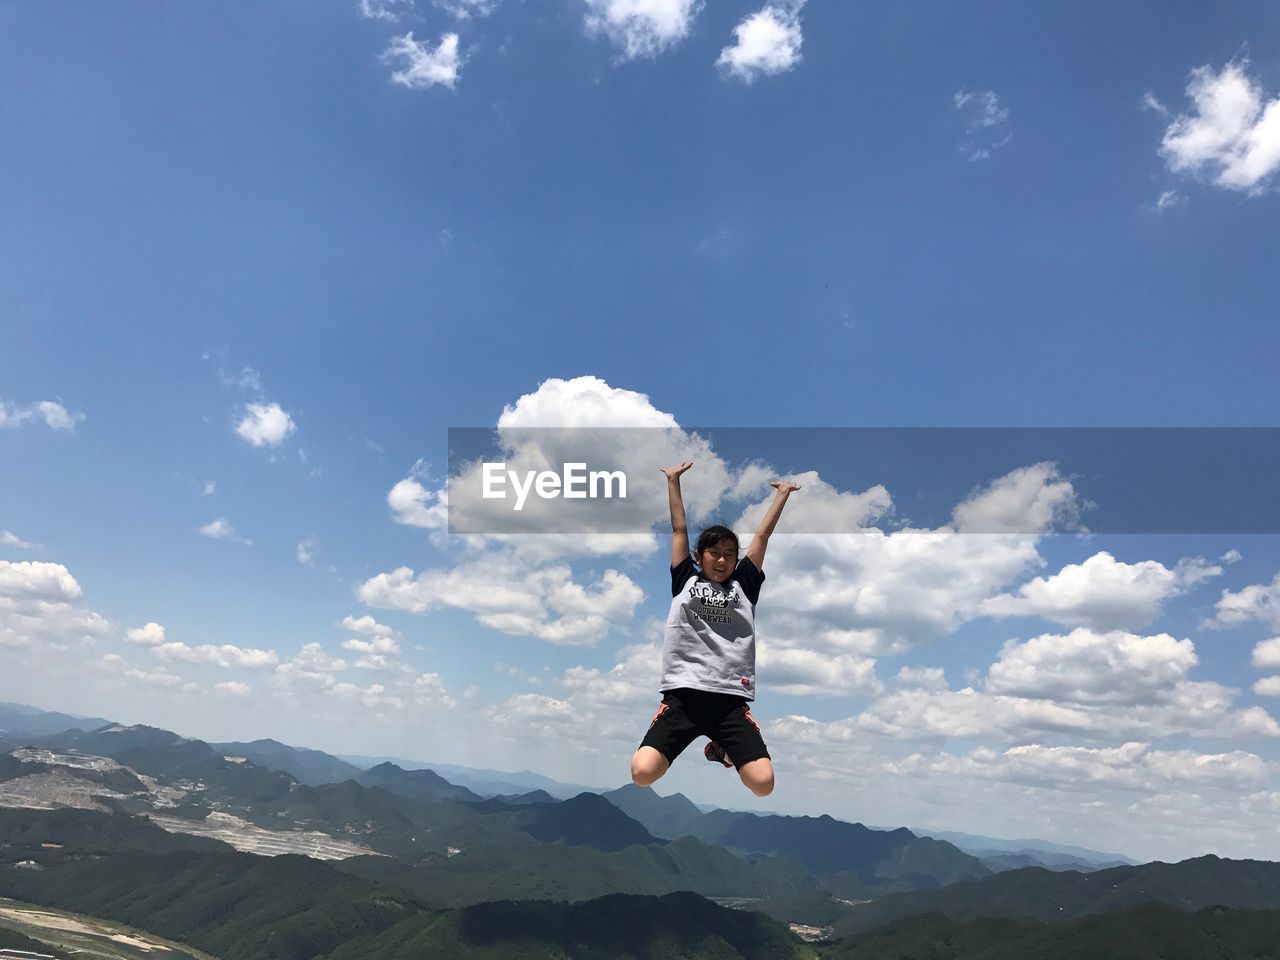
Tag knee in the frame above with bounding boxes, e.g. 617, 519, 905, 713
630, 751, 665, 788
740, 760, 774, 797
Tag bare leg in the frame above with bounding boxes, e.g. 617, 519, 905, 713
631, 746, 671, 787
738, 757, 774, 797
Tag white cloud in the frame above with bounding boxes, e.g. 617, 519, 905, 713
1155, 189, 1184, 211
435, 0, 496, 18
343, 636, 401, 656
202, 481, 216, 496
1160, 60, 1280, 193
1205, 572, 1280, 630
0, 561, 81, 602
153, 641, 280, 669
383, 32, 464, 90
0, 399, 84, 432
749, 527, 1043, 657
758, 645, 882, 698
271, 642, 452, 712
716, 0, 805, 83
342, 614, 394, 637
126, 622, 167, 646
293, 642, 349, 672
583, 0, 702, 60
1253, 637, 1280, 670
214, 680, 251, 698
197, 518, 251, 544
954, 89, 1012, 161
798, 673, 1278, 744
980, 551, 1223, 630
1, 530, 37, 550
443, 377, 734, 557
388, 478, 449, 530
900, 742, 1268, 793
359, 0, 414, 21
358, 557, 643, 647
950, 462, 1082, 533
235, 402, 296, 447
984, 628, 1199, 705
1255, 676, 1280, 697
0, 560, 109, 651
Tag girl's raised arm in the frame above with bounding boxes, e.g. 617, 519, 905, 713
746, 480, 800, 572
660, 462, 694, 566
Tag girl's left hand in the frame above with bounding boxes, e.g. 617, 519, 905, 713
771, 480, 801, 494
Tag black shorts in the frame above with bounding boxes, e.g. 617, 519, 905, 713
639, 688, 771, 771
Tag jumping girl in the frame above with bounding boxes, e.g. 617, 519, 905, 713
630, 461, 799, 798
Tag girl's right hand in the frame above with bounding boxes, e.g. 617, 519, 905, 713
661, 461, 694, 480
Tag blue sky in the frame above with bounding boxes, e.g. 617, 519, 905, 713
4, 0, 1280, 862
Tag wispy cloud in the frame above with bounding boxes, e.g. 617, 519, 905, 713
583, 0, 703, 60
435, 0, 496, 18
359, 0, 415, 22
297, 537, 317, 566
1159, 60, 1280, 195
382, 32, 465, 89
197, 518, 252, 545
0, 399, 85, 432
716, 0, 805, 83
954, 89, 1012, 161
1, 530, 38, 550
1141, 90, 1169, 116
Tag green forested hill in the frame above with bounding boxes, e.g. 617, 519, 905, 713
0, 849, 420, 960
830, 854, 1280, 937
337, 832, 815, 905
320, 891, 816, 960
820, 902, 1280, 959
0, 808, 227, 862
514, 792, 661, 851
0, 845, 813, 960
251, 779, 533, 856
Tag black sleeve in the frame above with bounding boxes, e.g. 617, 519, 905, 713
671, 554, 696, 597
733, 556, 766, 606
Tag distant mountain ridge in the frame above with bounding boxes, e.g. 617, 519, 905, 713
338, 753, 609, 799
604, 784, 988, 897
911, 825, 1137, 869
356, 761, 482, 803
213, 738, 365, 786
0, 701, 112, 739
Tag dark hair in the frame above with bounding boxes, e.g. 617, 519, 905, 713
695, 525, 739, 559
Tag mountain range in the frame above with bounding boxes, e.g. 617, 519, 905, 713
1, 701, 1277, 959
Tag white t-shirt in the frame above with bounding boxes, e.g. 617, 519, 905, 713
659, 554, 766, 700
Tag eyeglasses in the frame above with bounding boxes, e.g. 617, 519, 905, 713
703, 550, 737, 562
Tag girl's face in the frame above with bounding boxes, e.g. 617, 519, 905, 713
699, 538, 738, 583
